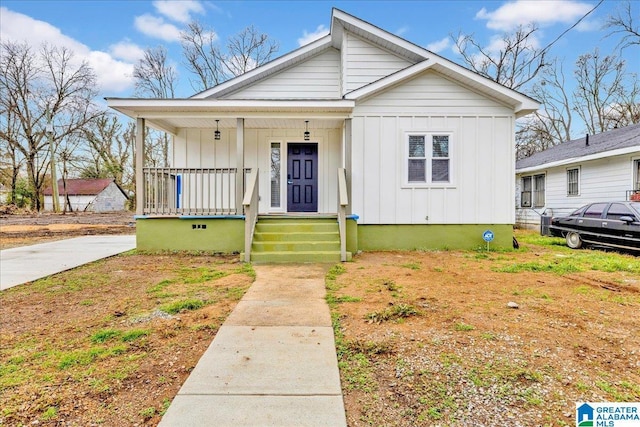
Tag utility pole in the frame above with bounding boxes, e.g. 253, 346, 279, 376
46, 107, 60, 212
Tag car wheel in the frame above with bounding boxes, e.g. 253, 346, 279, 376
566, 232, 583, 249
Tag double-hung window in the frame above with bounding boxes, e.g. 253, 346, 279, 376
521, 174, 545, 208
407, 133, 451, 185
567, 168, 579, 196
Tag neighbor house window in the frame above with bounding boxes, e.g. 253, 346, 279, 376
270, 142, 281, 208
533, 174, 545, 207
521, 176, 532, 207
567, 168, 579, 196
521, 174, 545, 208
407, 133, 451, 184
634, 159, 640, 191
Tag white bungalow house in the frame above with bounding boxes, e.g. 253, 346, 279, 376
515, 123, 640, 229
44, 178, 129, 212
107, 8, 538, 262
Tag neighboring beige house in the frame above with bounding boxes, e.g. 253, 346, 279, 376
516, 123, 640, 229
106, 8, 538, 261
44, 178, 128, 212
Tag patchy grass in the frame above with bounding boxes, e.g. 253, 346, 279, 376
160, 298, 206, 314
0, 253, 254, 426
365, 303, 420, 324
327, 231, 640, 426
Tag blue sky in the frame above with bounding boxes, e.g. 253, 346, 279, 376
1, 0, 637, 99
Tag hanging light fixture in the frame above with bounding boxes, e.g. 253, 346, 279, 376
214, 119, 221, 141
304, 120, 310, 141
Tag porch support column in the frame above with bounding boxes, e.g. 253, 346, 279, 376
236, 118, 245, 214
135, 118, 145, 216
344, 118, 352, 215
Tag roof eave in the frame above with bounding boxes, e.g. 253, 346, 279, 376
189, 36, 333, 100
516, 145, 640, 173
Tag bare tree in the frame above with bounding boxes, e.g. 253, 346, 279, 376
516, 49, 639, 158
0, 41, 101, 210
516, 58, 574, 158
132, 47, 178, 167
605, 1, 640, 50
0, 97, 24, 204
80, 114, 134, 189
223, 25, 279, 77
572, 49, 634, 134
453, 24, 548, 91
181, 21, 225, 91
133, 46, 177, 98
181, 23, 279, 92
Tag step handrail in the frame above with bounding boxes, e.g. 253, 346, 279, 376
243, 169, 259, 262
337, 168, 348, 262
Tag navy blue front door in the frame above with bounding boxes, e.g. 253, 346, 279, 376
287, 143, 318, 212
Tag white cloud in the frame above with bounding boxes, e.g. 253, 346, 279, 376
134, 14, 182, 42
426, 37, 450, 53
153, 0, 205, 24
475, 0, 593, 31
0, 7, 134, 93
109, 40, 145, 62
575, 19, 600, 32
396, 26, 409, 37
297, 25, 329, 47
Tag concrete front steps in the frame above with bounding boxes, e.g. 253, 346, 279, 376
249, 216, 350, 263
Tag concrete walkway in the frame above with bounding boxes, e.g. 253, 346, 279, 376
0, 235, 136, 290
159, 264, 347, 427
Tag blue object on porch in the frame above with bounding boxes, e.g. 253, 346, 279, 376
176, 174, 181, 208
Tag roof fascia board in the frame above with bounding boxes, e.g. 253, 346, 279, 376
428, 59, 539, 115
141, 112, 353, 121
331, 8, 427, 60
516, 146, 640, 173
106, 98, 355, 109
344, 61, 433, 100
344, 58, 539, 115
328, 8, 538, 114
189, 36, 333, 99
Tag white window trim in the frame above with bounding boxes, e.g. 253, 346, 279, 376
267, 139, 286, 213
566, 166, 580, 197
632, 157, 640, 191
520, 173, 546, 208
402, 130, 455, 188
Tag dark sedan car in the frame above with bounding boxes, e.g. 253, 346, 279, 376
548, 201, 640, 252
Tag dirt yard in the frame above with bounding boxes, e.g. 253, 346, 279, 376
1, 212, 639, 426
0, 211, 135, 249
329, 240, 640, 426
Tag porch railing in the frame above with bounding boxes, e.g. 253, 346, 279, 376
337, 168, 349, 262
243, 169, 259, 262
142, 167, 246, 215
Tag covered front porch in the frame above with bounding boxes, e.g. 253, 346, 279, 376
107, 99, 357, 262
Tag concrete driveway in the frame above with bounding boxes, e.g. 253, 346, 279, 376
0, 235, 136, 291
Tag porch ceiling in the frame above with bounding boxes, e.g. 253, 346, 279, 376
147, 117, 346, 132
106, 99, 354, 135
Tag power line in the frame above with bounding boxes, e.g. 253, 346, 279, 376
532, 0, 605, 63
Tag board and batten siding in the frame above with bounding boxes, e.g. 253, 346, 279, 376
516, 153, 640, 225
343, 32, 413, 94
173, 127, 342, 214
351, 70, 515, 225
223, 49, 341, 99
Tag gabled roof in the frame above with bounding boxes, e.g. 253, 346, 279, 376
188, 8, 538, 117
191, 35, 336, 99
516, 123, 640, 173
44, 178, 127, 197
106, 8, 539, 128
